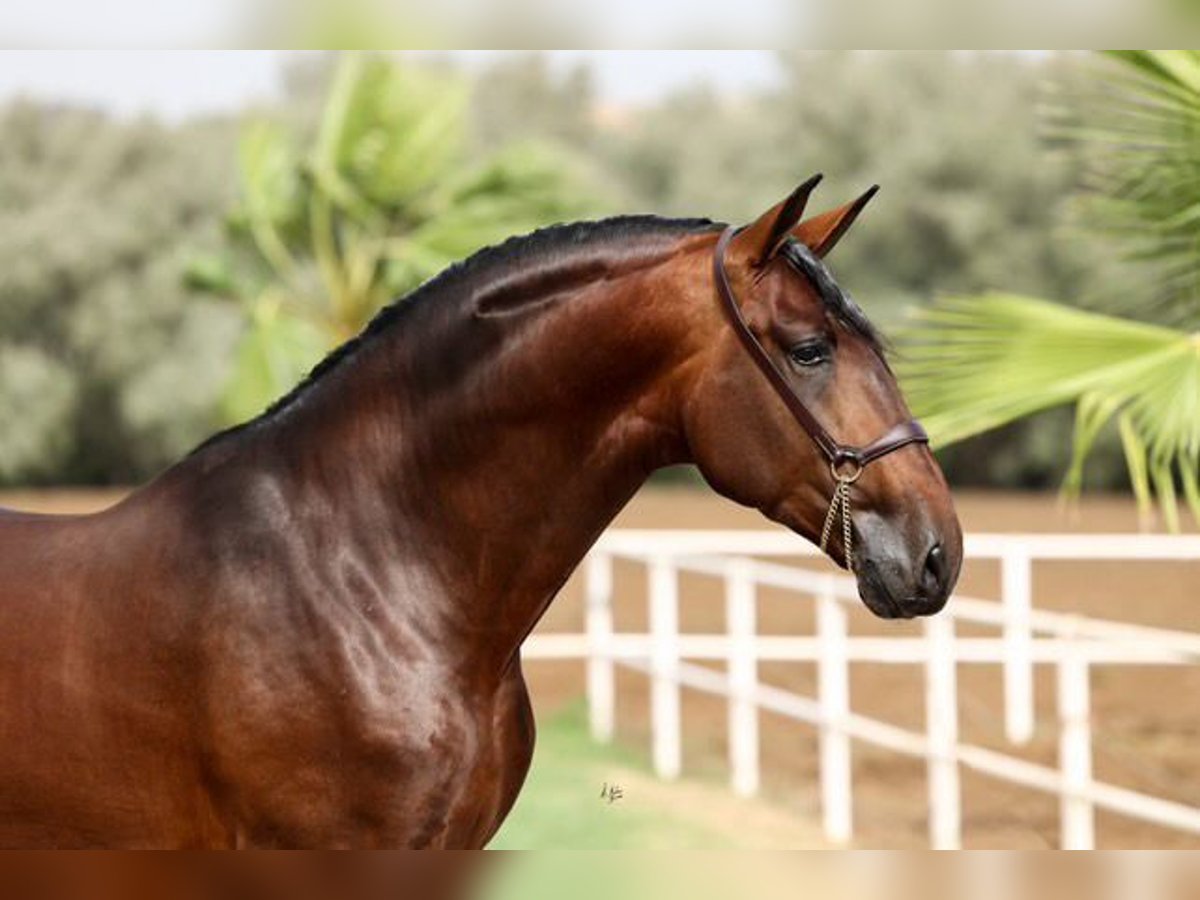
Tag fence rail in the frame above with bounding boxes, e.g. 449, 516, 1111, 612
523, 530, 1200, 850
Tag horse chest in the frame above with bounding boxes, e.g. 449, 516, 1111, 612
329, 659, 535, 848
207, 601, 534, 847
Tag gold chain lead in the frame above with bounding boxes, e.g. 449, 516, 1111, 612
819, 478, 854, 571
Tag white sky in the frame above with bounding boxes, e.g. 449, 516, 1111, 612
0, 50, 784, 120
1, 1, 246, 47
0, 51, 289, 119
0, 0, 790, 119
0, 0, 793, 49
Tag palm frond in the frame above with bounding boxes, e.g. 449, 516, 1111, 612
1052, 51, 1200, 328
208, 53, 602, 424
221, 290, 329, 424
900, 293, 1200, 529
315, 54, 468, 218
236, 122, 305, 282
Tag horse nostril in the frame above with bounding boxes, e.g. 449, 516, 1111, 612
921, 542, 947, 596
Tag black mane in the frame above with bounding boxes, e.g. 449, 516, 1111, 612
190, 215, 889, 458
190, 215, 721, 456
780, 238, 886, 353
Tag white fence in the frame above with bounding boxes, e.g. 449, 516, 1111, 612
523, 531, 1200, 850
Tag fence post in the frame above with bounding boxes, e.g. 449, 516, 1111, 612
1001, 546, 1035, 744
817, 575, 853, 843
925, 612, 961, 850
585, 552, 615, 743
650, 555, 682, 780
1058, 637, 1095, 850
726, 558, 759, 797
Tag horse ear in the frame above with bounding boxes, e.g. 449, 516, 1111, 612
732, 174, 823, 267
792, 185, 879, 257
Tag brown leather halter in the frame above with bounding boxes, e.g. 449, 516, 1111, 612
713, 225, 929, 568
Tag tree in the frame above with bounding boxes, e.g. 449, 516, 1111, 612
193, 53, 602, 423
900, 52, 1200, 529
0, 103, 241, 484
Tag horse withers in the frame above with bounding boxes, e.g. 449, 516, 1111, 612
0, 178, 960, 847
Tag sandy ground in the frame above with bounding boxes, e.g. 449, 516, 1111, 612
4, 485, 1199, 848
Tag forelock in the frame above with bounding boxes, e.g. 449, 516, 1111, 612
779, 238, 886, 353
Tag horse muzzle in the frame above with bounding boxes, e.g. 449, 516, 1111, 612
851, 511, 962, 620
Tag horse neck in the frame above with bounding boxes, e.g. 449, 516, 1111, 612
214, 231, 713, 665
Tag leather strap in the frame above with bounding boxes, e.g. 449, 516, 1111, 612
858, 419, 929, 465
713, 225, 928, 474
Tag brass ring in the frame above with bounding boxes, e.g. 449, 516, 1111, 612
830, 457, 863, 484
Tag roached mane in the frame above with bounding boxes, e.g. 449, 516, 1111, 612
191, 213, 885, 456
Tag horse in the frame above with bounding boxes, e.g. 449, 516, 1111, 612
0, 177, 961, 848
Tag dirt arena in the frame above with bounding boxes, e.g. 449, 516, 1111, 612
5, 486, 1198, 848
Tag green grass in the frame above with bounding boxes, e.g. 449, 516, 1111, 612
488, 700, 713, 850
485, 702, 741, 900
484, 703, 827, 898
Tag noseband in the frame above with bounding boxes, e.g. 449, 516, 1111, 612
713, 225, 929, 570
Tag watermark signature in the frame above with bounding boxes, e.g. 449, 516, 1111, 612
599, 782, 624, 805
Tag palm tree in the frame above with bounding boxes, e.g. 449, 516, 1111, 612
900, 51, 1200, 530
191, 53, 600, 422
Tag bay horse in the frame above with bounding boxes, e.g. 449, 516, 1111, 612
0, 177, 961, 848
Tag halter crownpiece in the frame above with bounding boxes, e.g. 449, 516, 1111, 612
712, 225, 929, 570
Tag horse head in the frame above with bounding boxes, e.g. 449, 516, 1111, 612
683, 176, 962, 618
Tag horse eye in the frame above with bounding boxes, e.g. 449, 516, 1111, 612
788, 340, 830, 368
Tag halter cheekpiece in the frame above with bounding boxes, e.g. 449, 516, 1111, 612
712, 225, 929, 570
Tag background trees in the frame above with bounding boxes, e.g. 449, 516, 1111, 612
0, 104, 240, 483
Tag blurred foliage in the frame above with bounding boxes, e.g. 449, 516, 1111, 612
0, 104, 241, 484
1048, 51, 1200, 329
902, 52, 1200, 529
192, 52, 602, 422
470, 54, 599, 153
904, 295, 1200, 528
0, 51, 1139, 489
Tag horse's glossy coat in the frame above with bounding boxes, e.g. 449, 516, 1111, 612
0, 185, 960, 847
